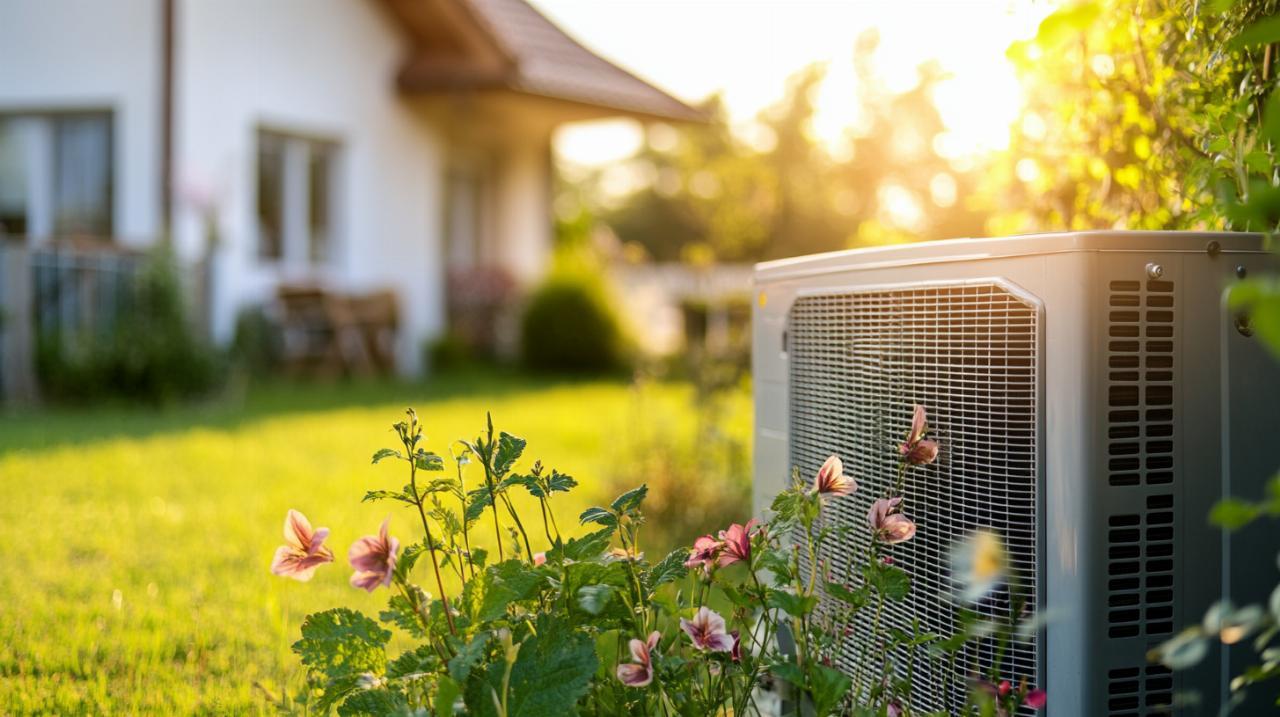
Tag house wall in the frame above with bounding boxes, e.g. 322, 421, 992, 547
0, 0, 162, 244
175, 0, 445, 374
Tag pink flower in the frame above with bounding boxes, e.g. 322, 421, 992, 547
730, 630, 742, 662
348, 518, 400, 592
716, 519, 760, 567
270, 509, 334, 581
812, 455, 856, 496
1024, 689, 1047, 709
868, 497, 917, 544
533, 552, 546, 566
887, 701, 904, 717
615, 631, 661, 687
680, 607, 735, 652
899, 405, 940, 466
684, 535, 722, 572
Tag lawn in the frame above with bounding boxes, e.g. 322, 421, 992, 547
0, 374, 751, 715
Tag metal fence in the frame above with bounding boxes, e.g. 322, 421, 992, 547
0, 239, 148, 402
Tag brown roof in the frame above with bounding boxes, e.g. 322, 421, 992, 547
384, 0, 704, 123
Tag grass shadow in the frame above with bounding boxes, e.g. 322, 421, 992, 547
0, 367, 625, 455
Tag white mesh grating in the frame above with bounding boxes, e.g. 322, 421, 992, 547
787, 283, 1040, 714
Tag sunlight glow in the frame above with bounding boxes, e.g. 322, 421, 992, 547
542, 0, 1056, 170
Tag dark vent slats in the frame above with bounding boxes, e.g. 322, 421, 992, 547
788, 284, 1039, 715
1105, 277, 1179, 716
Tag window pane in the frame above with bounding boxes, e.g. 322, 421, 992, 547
0, 118, 30, 236
257, 132, 285, 260
52, 113, 112, 236
307, 143, 331, 263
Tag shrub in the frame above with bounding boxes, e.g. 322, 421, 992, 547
230, 306, 282, 378
36, 248, 222, 403
520, 269, 628, 374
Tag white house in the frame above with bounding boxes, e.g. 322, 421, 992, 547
0, 0, 698, 374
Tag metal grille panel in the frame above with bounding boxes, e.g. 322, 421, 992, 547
788, 282, 1040, 713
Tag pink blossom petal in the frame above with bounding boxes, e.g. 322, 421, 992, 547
284, 509, 314, 550
1024, 690, 1047, 709
616, 662, 653, 687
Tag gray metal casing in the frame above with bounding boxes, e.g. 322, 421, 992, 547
751, 232, 1280, 716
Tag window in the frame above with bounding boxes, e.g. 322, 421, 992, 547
0, 111, 114, 239
255, 128, 337, 265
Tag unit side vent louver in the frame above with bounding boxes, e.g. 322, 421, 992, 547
787, 283, 1040, 714
1104, 277, 1179, 715
1107, 665, 1174, 716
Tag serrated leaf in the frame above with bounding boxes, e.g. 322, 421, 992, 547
387, 645, 438, 679
546, 470, 577, 494
578, 506, 617, 527
338, 686, 409, 716
435, 675, 462, 717
379, 588, 429, 638
479, 560, 546, 621
292, 608, 391, 706
807, 663, 852, 716
394, 543, 425, 583
768, 589, 818, 617
372, 448, 401, 464
867, 563, 911, 601
464, 616, 597, 717
576, 584, 615, 615
493, 432, 526, 477
448, 632, 490, 683
557, 527, 615, 561
414, 450, 445, 471
610, 485, 648, 514
825, 582, 868, 609
649, 549, 689, 588
363, 489, 414, 505
466, 486, 495, 525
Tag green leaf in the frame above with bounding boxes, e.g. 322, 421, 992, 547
372, 448, 401, 464
362, 489, 413, 505
824, 582, 868, 609
434, 675, 462, 717
576, 584, 615, 615
1231, 14, 1280, 48
807, 663, 853, 717
610, 485, 648, 514
414, 450, 445, 472
387, 645, 438, 679
578, 506, 618, 528
465, 616, 598, 717
466, 486, 495, 525
556, 527, 615, 561
1211, 498, 1260, 530
448, 632, 491, 683
394, 543, 425, 583
546, 470, 577, 494
379, 588, 429, 638
293, 608, 391, 680
478, 560, 546, 621
1151, 627, 1209, 670
770, 661, 806, 689
768, 589, 818, 618
648, 549, 690, 588
493, 432, 527, 477
868, 564, 911, 601
338, 686, 409, 716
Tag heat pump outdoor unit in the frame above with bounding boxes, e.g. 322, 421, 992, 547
751, 232, 1280, 716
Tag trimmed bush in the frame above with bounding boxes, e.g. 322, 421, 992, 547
520, 270, 628, 374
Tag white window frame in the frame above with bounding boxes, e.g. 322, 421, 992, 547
255, 127, 340, 268
0, 109, 114, 243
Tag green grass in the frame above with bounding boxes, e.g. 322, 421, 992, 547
0, 374, 750, 715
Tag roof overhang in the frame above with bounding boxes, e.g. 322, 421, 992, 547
380, 0, 705, 125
